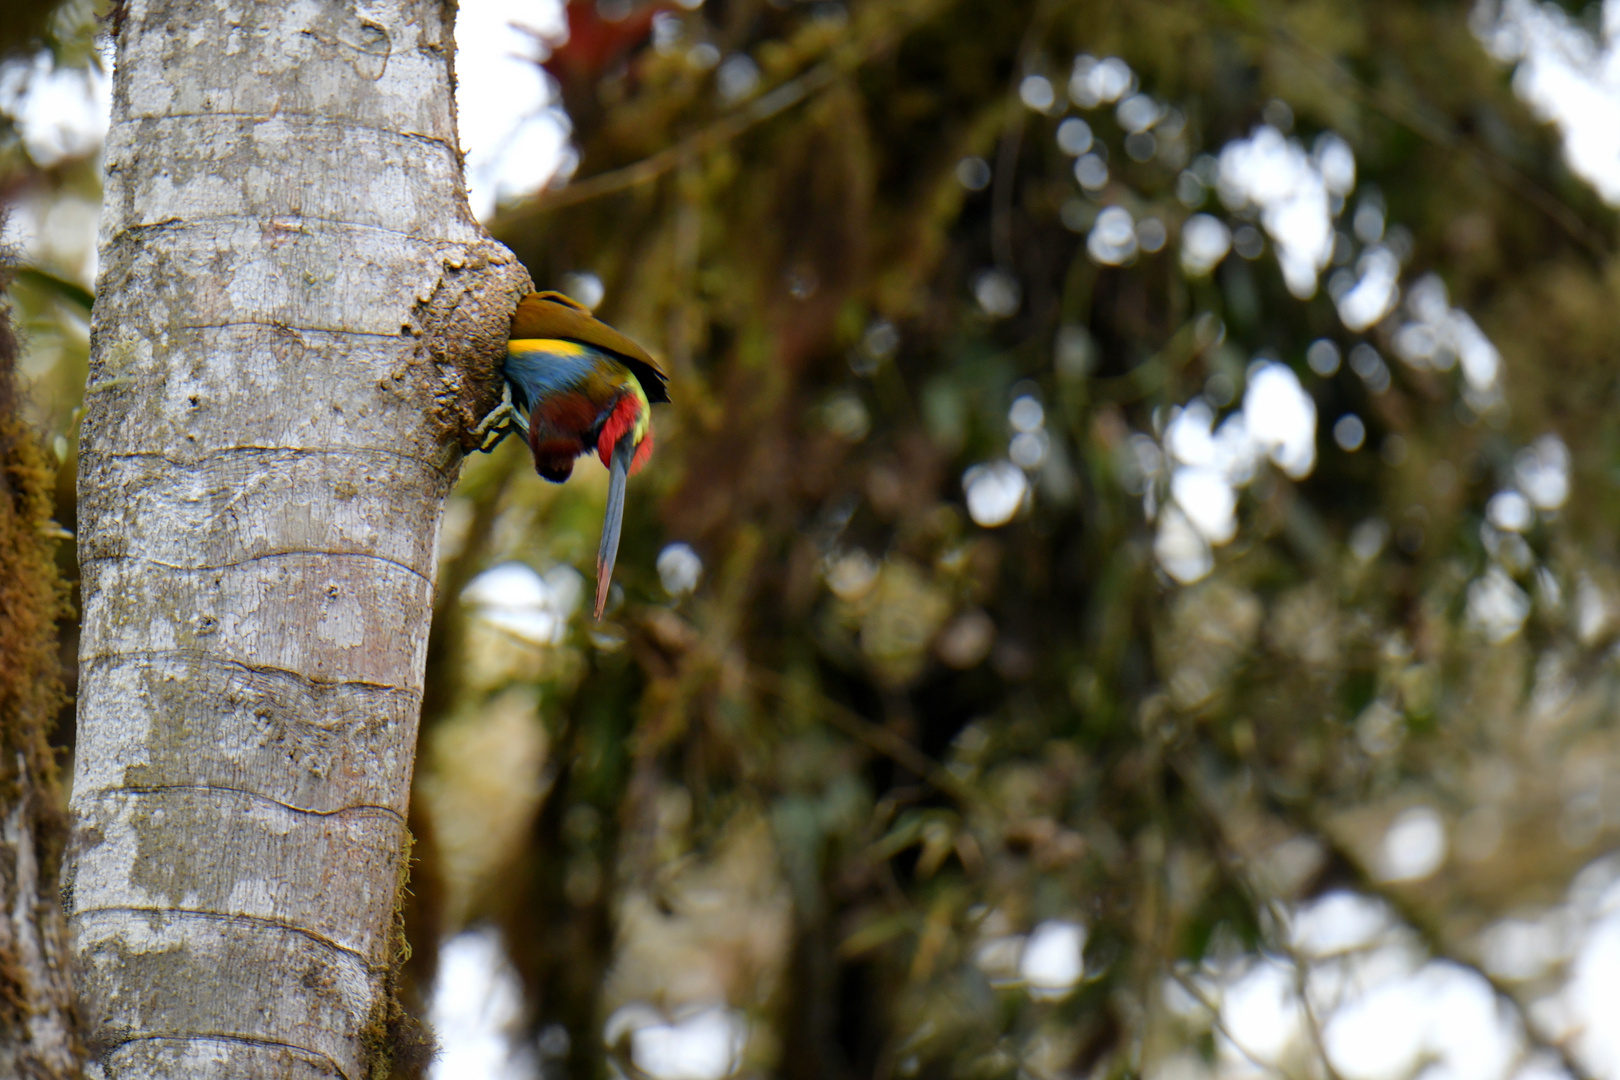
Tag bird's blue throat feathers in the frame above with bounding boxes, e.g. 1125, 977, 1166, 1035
505, 338, 610, 411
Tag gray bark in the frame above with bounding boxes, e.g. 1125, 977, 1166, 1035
66, 1, 529, 1077
0, 761, 81, 1079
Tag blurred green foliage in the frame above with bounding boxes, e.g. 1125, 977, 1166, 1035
14, 0, 1620, 1077
414, 0, 1620, 1076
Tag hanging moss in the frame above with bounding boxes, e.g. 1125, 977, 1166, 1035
0, 215, 78, 1069
363, 830, 439, 1080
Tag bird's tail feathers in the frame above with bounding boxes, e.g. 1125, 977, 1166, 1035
596, 436, 635, 619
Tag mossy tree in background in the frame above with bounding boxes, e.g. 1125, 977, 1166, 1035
0, 221, 81, 1080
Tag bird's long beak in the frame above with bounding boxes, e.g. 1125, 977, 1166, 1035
595, 436, 635, 619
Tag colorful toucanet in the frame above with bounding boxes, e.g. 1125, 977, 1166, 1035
500, 291, 670, 620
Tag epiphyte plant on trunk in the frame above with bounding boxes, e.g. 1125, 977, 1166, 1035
481, 291, 670, 619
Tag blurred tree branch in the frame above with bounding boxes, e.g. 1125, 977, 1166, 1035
496, 0, 964, 223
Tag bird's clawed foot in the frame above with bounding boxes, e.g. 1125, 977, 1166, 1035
473, 383, 529, 453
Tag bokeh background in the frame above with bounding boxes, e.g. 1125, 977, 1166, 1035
10, 0, 1620, 1077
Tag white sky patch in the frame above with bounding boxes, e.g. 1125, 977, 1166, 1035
1020, 919, 1087, 999
1171, 467, 1238, 544
1322, 959, 1517, 1080
1516, 434, 1571, 509
627, 1005, 748, 1080
429, 930, 537, 1080
1475, 0, 1620, 205
1019, 73, 1057, 112
1137, 216, 1167, 252
1010, 428, 1049, 469
1175, 856, 1620, 1080
1, 0, 571, 269
1117, 92, 1163, 133
973, 268, 1022, 317
1068, 55, 1135, 109
455, 0, 572, 221
1179, 213, 1231, 276
1562, 907, 1620, 1071
657, 542, 704, 597
1074, 151, 1109, 192
1154, 504, 1213, 584
964, 461, 1028, 527
1243, 362, 1317, 478
1334, 413, 1366, 451
1219, 957, 1305, 1066
0, 48, 110, 168
1468, 565, 1533, 643
1009, 395, 1044, 432
0, 42, 112, 281
6, 188, 101, 286
1088, 205, 1138, 265
1198, 901, 1517, 1080
1391, 273, 1502, 401
718, 53, 762, 105
1163, 399, 1220, 469
1151, 362, 1316, 582
463, 561, 583, 645
1056, 116, 1093, 155
1217, 126, 1353, 299
560, 269, 605, 310
1488, 490, 1535, 532
1481, 915, 1568, 981
8, 1, 572, 224
1377, 806, 1448, 883
1290, 890, 1397, 957
1334, 245, 1402, 332
1492, 857, 1620, 1074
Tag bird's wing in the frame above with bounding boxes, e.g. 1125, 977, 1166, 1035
511, 292, 670, 404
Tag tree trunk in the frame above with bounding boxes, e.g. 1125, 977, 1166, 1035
65, 2, 528, 1077
0, 243, 83, 1079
